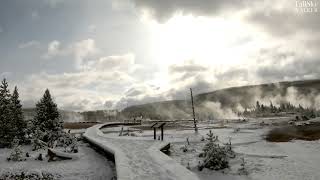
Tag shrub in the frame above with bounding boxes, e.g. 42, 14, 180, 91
7, 138, 25, 161
198, 130, 235, 171
238, 157, 249, 175
180, 145, 188, 152
200, 141, 229, 170
57, 132, 78, 153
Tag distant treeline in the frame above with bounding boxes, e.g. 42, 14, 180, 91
240, 101, 319, 118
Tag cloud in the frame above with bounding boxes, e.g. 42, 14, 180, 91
72, 39, 98, 67
88, 25, 97, 33
0, 26, 3, 33
130, 0, 252, 22
20, 52, 139, 111
20, 70, 134, 111
18, 41, 40, 49
31, 11, 39, 19
44, 0, 65, 7
111, 82, 169, 109
43, 39, 99, 69
256, 57, 320, 81
113, 93, 166, 110
251, 44, 320, 82
130, 0, 319, 35
88, 53, 135, 71
169, 60, 208, 74
0, 72, 12, 79
43, 40, 63, 58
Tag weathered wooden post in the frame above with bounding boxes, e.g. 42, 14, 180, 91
151, 123, 158, 140
161, 126, 164, 141
190, 88, 198, 132
158, 123, 166, 141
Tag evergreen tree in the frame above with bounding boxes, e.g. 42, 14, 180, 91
270, 101, 274, 113
199, 130, 230, 170
256, 101, 260, 112
32, 89, 63, 145
10, 86, 27, 142
260, 104, 265, 112
0, 78, 14, 147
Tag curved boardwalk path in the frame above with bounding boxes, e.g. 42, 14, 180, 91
84, 123, 200, 180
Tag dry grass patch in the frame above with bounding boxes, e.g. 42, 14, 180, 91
266, 122, 320, 142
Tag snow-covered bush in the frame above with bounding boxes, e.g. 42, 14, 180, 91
238, 157, 249, 175
32, 138, 47, 151
198, 130, 234, 171
57, 131, 78, 153
32, 128, 47, 151
32, 129, 78, 152
199, 141, 229, 170
180, 145, 188, 152
200, 136, 205, 141
224, 138, 236, 158
7, 138, 25, 161
233, 128, 240, 133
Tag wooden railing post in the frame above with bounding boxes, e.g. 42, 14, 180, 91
161, 126, 164, 141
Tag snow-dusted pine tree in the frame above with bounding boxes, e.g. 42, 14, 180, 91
10, 86, 27, 143
0, 78, 14, 147
198, 130, 229, 170
32, 89, 63, 147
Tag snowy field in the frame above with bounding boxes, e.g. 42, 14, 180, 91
0, 141, 115, 180
102, 118, 320, 180
3, 117, 319, 180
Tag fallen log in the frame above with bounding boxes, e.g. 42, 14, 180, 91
47, 148, 79, 162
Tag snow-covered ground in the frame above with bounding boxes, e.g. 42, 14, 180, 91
101, 118, 320, 180
0, 142, 115, 180
7, 118, 318, 180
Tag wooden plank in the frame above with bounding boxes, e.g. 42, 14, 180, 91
154, 122, 166, 128
151, 123, 158, 128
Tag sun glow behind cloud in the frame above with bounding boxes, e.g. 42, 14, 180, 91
141, 14, 273, 92
146, 15, 263, 68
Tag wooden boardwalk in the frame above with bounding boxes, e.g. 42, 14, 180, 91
83, 123, 200, 180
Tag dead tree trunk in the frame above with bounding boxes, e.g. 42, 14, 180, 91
190, 88, 198, 132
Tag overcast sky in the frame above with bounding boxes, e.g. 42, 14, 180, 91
0, 0, 319, 111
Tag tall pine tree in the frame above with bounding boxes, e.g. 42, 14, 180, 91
10, 86, 27, 142
0, 78, 13, 147
33, 89, 63, 144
